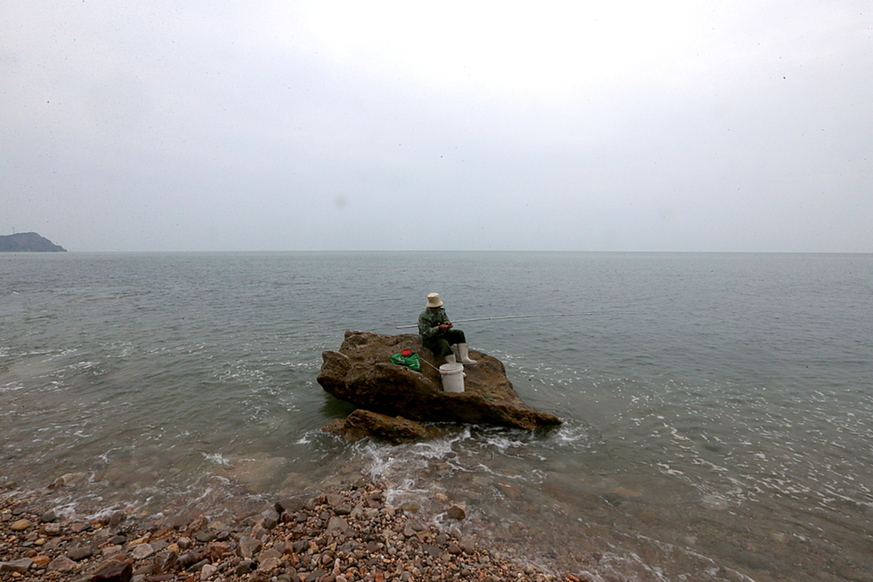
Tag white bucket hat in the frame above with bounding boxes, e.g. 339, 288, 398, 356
426, 293, 443, 308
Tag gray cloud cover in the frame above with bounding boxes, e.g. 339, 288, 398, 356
2, 0, 871, 251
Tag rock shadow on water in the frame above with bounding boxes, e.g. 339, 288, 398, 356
320, 393, 357, 418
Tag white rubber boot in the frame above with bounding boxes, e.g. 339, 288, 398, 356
451, 345, 461, 362
445, 353, 457, 364
458, 343, 478, 365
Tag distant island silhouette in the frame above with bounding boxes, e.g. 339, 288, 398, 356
0, 232, 67, 252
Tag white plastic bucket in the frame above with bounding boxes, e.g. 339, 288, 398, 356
439, 362, 465, 393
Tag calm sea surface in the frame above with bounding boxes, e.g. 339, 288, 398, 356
2, 252, 872, 581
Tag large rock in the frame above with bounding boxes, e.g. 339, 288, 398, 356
322, 409, 442, 444
317, 330, 561, 432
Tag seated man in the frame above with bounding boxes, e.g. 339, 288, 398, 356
418, 293, 477, 365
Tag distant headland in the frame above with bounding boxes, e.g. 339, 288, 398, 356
0, 232, 67, 252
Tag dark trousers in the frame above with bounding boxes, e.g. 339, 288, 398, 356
422, 329, 467, 358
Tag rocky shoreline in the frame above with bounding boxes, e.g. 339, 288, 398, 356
1, 477, 581, 582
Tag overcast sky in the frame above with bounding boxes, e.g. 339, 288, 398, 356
2, 1, 871, 252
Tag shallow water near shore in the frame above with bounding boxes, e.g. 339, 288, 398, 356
2, 251, 872, 581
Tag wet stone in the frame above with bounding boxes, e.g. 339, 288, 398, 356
292, 540, 310, 554
235, 560, 256, 575
206, 541, 232, 559
194, 530, 214, 543
69, 544, 95, 561
200, 563, 218, 579
258, 555, 283, 572
0, 558, 32, 574
258, 547, 283, 562
157, 550, 178, 572
87, 558, 133, 582
108, 510, 126, 527
130, 542, 155, 560
40, 510, 57, 523
271, 540, 287, 554
276, 497, 305, 514
187, 557, 209, 572
238, 536, 263, 559
176, 551, 199, 568
446, 504, 467, 520
400, 502, 421, 514
334, 503, 353, 515
423, 545, 443, 558
102, 544, 124, 556
48, 556, 77, 571
262, 507, 280, 529
32, 555, 51, 567
251, 525, 269, 539
327, 516, 351, 532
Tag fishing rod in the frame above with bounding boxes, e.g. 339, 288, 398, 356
395, 312, 624, 329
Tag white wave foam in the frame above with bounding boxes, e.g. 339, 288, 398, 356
0, 382, 25, 394
549, 421, 591, 445
202, 452, 231, 466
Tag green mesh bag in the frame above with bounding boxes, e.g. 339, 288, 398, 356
390, 350, 421, 371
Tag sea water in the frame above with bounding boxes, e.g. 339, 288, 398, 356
2, 251, 872, 581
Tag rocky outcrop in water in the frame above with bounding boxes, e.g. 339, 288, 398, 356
321, 409, 443, 444
0, 232, 66, 252
317, 330, 562, 440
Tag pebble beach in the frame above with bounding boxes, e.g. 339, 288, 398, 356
0, 476, 584, 582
